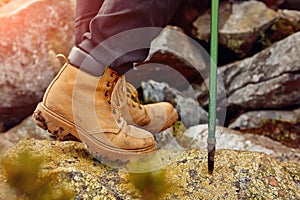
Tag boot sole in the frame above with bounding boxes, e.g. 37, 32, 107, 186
32, 103, 157, 163
32, 103, 80, 140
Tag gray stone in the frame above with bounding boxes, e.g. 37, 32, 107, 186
149, 25, 208, 72
126, 26, 209, 90
227, 73, 300, 108
0, 0, 75, 131
193, 0, 277, 57
229, 108, 300, 130
258, 9, 300, 51
198, 32, 300, 109
183, 125, 300, 162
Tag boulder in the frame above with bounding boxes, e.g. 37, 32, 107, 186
0, 0, 75, 131
228, 108, 300, 149
197, 32, 300, 109
149, 25, 207, 74
193, 0, 277, 57
258, 9, 300, 49
229, 108, 300, 130
0, 139, 299, 199
126, 26, 208, 90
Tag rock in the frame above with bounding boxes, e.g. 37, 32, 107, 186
182, 125, 300, 162
169, 0, 209, 34
0, 0, 75, 131
126, 26, 208, 90
0, 0, 8, 7
278, 9, 300, 23
258, 9, 300, 49
228, 109, 300, 149
149, 25, 208, 73
0, 139, 299, 199
198, 32, 300, 109
227, 73, 300, 109
229, 108, 300, 129
0, 116, 53, 155
141, 80, 208, 128
193, 0, 277, 57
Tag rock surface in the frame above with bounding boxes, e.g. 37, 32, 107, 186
258, 9, 300, 50
198, 32, 300, 109
182, 125, 300, 162
193, 0, 277, 57
0, 0, 75, 131
229, 108, 300, 129
149, 26, 207, 71
0, 116, 53, 155
0, 139, 299, 199
229, 109, 300, 149
126, 26, 208, 90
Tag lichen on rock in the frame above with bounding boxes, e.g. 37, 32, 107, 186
0, 139, 299, 199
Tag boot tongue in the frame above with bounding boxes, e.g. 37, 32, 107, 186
111, 76, 127, 109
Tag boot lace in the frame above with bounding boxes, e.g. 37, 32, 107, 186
109, 75, 128, 127
104, 72, 117, 104
56, 53, 69, 65
125, 82, 143, 110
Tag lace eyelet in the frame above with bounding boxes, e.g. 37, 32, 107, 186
105, 91, 109, 97
106, 82, 110, 87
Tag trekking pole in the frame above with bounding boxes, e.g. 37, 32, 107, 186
207, 0, 219, 174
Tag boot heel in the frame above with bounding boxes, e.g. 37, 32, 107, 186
32, 103, 79, 141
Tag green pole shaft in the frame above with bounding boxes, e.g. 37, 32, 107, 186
207, 0, 219, 174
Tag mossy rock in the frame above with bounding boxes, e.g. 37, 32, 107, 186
0, 139, 299, 199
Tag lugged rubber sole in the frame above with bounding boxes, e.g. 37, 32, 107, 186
32, 103, 79, 141
32, 103, 157, 163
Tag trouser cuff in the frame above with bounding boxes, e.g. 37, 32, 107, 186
68, 46, 106, 77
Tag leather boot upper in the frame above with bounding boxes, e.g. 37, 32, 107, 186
43, 63, 155, 150
121, 83, 178, 133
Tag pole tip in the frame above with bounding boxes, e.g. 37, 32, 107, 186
207, 138, 216, 174
208, 148, 215, 174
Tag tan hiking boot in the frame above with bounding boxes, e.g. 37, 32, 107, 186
32, 58, 156, 162
122, 83, 178, 133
